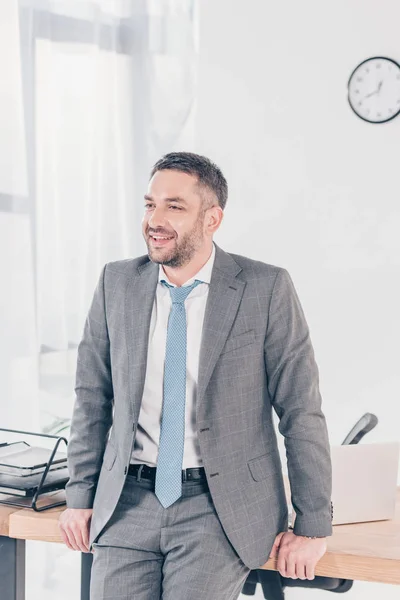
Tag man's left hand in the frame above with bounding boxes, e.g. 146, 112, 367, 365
269, 531, 327, 580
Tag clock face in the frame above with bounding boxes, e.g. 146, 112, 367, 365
348, 57, 400, 123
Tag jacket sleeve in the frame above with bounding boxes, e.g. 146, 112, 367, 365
264, 268, 333, 537
65, 264, 113, 509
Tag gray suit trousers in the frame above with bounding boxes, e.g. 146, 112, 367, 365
90, 474, 250, 600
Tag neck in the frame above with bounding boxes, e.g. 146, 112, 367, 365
162, 242, 213, 287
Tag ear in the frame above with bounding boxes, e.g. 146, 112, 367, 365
206, 206, 224, 234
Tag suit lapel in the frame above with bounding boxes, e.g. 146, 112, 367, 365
125, 258, 158, 422
196, 244, 245, 418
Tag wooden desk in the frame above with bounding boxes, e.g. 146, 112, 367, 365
265, 487, 400, 586
1, 488, 399, 599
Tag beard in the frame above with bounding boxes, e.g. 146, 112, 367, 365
146, 209, 205, 268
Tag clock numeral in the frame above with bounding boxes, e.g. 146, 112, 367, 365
376, 63, 382, 69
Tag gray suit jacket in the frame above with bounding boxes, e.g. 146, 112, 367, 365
65, 243, 333, 569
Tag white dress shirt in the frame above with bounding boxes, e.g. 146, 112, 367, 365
130, 242, 216, 468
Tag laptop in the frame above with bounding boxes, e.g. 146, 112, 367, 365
330, 442, 399, 525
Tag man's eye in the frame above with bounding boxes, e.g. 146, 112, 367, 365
144, 204, 182, 210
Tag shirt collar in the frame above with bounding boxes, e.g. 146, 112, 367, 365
158, 242, 216, 287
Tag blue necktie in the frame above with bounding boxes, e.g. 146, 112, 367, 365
155, 278, 202, 508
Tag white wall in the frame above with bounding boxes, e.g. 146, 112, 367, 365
196, 0, 400, 452
194, 2, 400, 598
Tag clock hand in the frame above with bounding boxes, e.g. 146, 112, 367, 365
364, 80, 384, 99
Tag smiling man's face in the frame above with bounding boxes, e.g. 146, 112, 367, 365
142, 169, 215, 268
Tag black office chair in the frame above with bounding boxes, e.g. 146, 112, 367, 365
241, 413, 378, 600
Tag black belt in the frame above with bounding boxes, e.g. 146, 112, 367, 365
128, 463, 206, 483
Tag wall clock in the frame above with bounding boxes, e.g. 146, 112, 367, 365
348, 56, 400, 123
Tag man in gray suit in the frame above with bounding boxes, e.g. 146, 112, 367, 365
59, 152, 333, 599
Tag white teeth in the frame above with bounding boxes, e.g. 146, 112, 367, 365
152, 235, 172, 240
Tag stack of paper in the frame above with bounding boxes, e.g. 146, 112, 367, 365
0, 441, 67, 477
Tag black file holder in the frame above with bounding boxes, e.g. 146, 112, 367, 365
0, 427, 69, 511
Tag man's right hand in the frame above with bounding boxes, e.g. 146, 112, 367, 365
58, 508, 93, 553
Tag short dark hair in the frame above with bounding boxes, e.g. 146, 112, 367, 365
150, 151, 228, 211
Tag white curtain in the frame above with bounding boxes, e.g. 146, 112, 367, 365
0, 0, 197, 430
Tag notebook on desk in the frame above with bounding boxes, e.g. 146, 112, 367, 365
0, 466, 69, 497
330, 442, 399, 525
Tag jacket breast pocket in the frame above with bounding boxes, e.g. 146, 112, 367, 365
247, 449, 280, 482
220, 329, 256, 356
102, 441, 117, 471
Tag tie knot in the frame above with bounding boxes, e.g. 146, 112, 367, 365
161, 279, 202, 304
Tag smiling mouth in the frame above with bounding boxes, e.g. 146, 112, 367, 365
149, 234, 174, 246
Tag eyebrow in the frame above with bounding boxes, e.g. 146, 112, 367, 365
144, 195, 188, 205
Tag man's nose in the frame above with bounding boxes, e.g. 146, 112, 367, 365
148, 206, 166, 228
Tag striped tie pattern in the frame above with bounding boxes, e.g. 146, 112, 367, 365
155, 278, 202, 508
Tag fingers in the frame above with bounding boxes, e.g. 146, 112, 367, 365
278, 552, 316, 580
70, 523, 90, 552
275, 543, 310, 580
81, 522, 90, 552
269, 540, 279, 559
295, 562, 307, 580
277, 547, 287, 578
305, 561, 315, 580
58, 511, 91, 553
276, 532, 285, 545
269, 532, 285, 558
278, 554, 307, 580
274, 532, 323, 580
277, 553, 316, 580
61, 522, 83, 552
285, 553, 296, 579
59, 526, 75, 551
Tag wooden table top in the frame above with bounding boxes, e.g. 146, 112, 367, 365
1, 488, 400, 585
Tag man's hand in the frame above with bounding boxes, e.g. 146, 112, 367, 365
269, 531, 327, 580
58, 508, 93, 553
